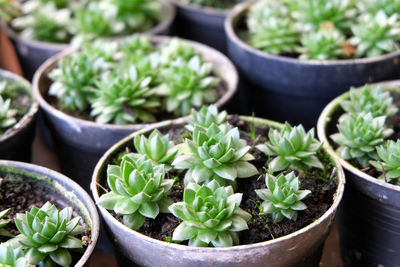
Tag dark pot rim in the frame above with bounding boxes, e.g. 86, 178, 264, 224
317, 80, 400, 194
2, 0, 176, 50
225, 2, 400, 66
168, 0, 230, 15
32, 34, 238, 132
91, 115, 345, 252
0, 160, 99, 267
0, 69, 38, 142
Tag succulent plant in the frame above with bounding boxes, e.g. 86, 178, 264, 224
12, 202, 85, 267
0, 208, 13, 237
0, 0, 20, 22
169, 180, 251, 247
133, 129, 178, 165
330, 112, 394, 167
97, 154, 174, 230
173, 123, 258, 186
370, 140, 400, 185
0, 96, 17, 135
256, 123, 323, 172
0, 244, 29, 267
186, 105, 227, 131
255, 172, 311, 223
350, 11, 400, 58
158, 39, 200, 65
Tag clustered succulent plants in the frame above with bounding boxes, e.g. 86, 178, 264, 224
9, 0, 162, 43
98, 105, 331, 247
330, 85, 400, 185
48, 36, 221, 125
246, 0, 400, 59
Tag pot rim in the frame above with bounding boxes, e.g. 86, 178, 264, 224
317, 79, 400, 193
32, 34, 238, 131
91, 115, 345, 252
0, 69, 39, 142
2, 0, 176, 50
168, 0, 230, 15
225, 2, 400, 66
0, 160, 99, 267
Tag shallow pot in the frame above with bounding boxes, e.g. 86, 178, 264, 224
317, 80, 400, 266
0, 69, 38, 162
225, 2, 400, 128
3, 0, 176, 80
33, 35, 238, 192
0, 160, 99, 267
91, 116, 345, 267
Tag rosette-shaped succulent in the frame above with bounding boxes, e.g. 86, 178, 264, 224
158, 39, 199, 66
370, 140, 400, 185
0, 96, 17, 135
173, 124, 258, 186
169, 181, 251, 247
330, 112, 393, 167
0, 208, 12, 237
256, 123, 323, 172
357, 0, 400, 17
255, 172, 311, 223
186, 105, 227, 131
97, 154, 174, 230
133, 129, 178, 165
13, 202, 85, 267
0, 244, 29, 267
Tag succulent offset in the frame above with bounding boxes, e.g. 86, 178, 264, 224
370, 140, 400, 185
0, 244, 29, 267
169, 181, 251, 247
256, 172, 311, 223
186, 105, 227, 131
97, 154, 174, 230
256, 123, 323, 172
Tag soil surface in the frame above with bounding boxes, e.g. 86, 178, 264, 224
99, 117, 338, 246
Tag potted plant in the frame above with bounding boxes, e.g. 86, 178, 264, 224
33, 35, 238, 191
91, 105, 344, 266
3, 0, 176, 80
317, 81, 400, 265
0, 69, 38, 162
0, 160, 99, 266
225, 0, 400, 128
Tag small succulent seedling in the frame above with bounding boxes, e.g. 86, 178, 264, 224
370, 140, 400, 185
133, 129, 178, 165
0, 244, 29, 267
255, 172, 311, 223
186, 105, 227, 131
97, 154, 174, 230
330, 112, 394, 167
256, 123, 323, 172
169, 180, 251, 247
0, 96, 17, 135
0, 208, 13, 237
12, 202, 85, 267
173, 124, 258, 186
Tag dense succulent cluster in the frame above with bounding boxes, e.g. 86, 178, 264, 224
186, 105, 227, 131
0, 0, 20, 22
0, 209, 12, 237
48, 36, 221, 124
370, 140, 400, 185
246, 0, 400, 59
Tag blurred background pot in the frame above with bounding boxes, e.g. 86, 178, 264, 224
317, 80, 400, 266
92, 116, 345, 267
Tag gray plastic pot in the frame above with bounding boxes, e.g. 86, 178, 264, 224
0, 160, 99, 267
0, 69, 38, 162
225, 2, 400, 128
33, 35, 238, 192
317, 80, 400, 266
91, 116, 345, 267
3, 0, 176, 81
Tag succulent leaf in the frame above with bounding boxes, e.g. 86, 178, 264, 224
370, 140, 400, 185
0, 244, 30, 267
186, 105, 227, 131
0, 95, 18, 136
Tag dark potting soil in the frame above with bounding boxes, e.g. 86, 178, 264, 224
101, 117, 338, 246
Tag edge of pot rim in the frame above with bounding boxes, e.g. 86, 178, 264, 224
2, 0, 176, 50
317, 79, 400, 194
32, 34, 238, 131
225, 2, 400, 66
168, 0, 230, 16
0, 69, 39, 142
91, 115, 345, 252
0, 160, 99, 267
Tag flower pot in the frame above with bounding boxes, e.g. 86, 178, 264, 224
0, 69, 38, 162
225, 2, 400, 128
91, 116, 345, 267
0, 160, 99, 266
3, 0, 176, 81
169, 0, 228, 54
317, 80, 400, 266
33, 35, 238, 192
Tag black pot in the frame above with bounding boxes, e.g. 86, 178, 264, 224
33, 35, 238, 192
225, 2, 400, 129
3, 0, 176, 81
317, 80, 400, 266
0, 160, 99, 266
0, 69, 38, 162
169, 0, 228, 54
